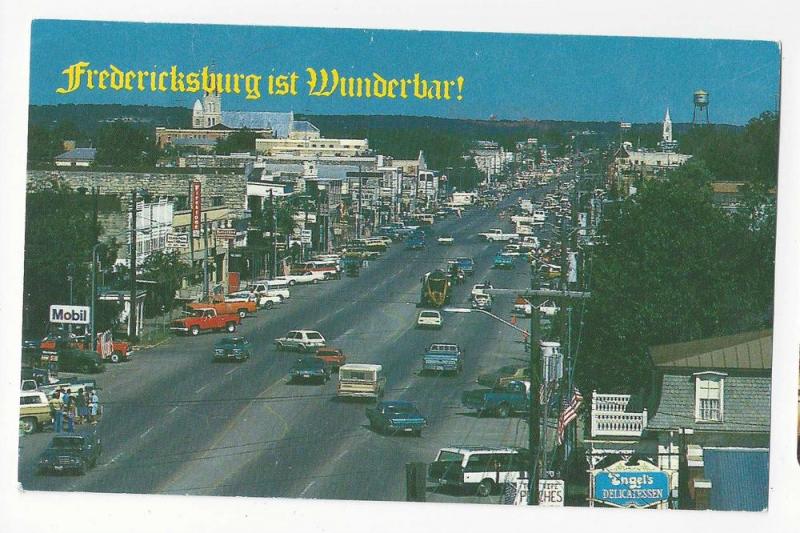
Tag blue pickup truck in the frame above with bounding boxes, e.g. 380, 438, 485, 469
422, 343, 463, 374
365, 400, 427, 436
492, 253, 514, 269
461, 381, 530, 417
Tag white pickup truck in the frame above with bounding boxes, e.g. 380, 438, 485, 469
247, 282, 290, 302
478, 229, 519, 242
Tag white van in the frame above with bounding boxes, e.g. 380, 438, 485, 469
337, 364, 386, 399
427, 446, 529, 496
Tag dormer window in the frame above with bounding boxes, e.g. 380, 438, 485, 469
694, 371, 726, 422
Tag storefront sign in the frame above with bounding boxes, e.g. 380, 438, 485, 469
191, 180, 202, 235
167, 232, 189, 248
215, 228, 237, 240
539, 479, 565, 506
593, 471, 669, 508
49, 304, 90, 325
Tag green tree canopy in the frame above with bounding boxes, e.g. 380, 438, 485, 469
575, 166, 775, 394
215, 128, 257, 155
95, 121, 159, 168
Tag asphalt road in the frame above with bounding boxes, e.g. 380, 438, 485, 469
19, 182, 566, 505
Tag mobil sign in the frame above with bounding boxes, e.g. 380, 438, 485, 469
593, 470, 669, 508
50, 304, 91, 325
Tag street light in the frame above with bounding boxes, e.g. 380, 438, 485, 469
441, 306, 530, 337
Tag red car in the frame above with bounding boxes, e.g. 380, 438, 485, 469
315, 347, 346, 369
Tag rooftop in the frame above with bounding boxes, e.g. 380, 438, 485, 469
649, 329, 772, 370
55, 147, 97, 161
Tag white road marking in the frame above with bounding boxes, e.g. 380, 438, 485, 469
139, 426, 154, 438
333, 449, 349, 463
100, 451, 124, 467
225, 367, 239, 376
195, 384, 208, 393
167, 406, 179, 414
299, 480, 316, 497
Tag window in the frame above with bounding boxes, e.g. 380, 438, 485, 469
695, 372, 725, 422
174, 195, 189, 211
212, 196, 224, 207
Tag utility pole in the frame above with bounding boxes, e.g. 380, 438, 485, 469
203, 212, 210, 301
129, 189, 138, 342
528, 267, 541, 505
271, 190, 278, 278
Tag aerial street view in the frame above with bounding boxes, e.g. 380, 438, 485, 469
16, 20, 780, 512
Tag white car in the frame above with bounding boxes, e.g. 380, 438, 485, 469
275, 330, 327, 352
472, 294, 493, 311
247, 283, 290, 302
502, 244, 523, 256
538, 300, 560, 317
471, 283, 493, 299
275, 271, 326, 286
225, 291, 282, 310
417, 310, 443, 329
437, 234, 455, 245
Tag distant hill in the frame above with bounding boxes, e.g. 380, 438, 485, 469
28, 104, 191, 136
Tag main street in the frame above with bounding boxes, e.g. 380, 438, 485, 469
19, 182, 564, 503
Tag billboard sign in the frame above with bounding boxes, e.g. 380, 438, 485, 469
166, 232, 190, 248
593, 470, 670, 508
191, 180, 202, 235
49, 304, 90, 325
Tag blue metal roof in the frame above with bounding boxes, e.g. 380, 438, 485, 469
221, 111, 294, 138
703, 448, 769, 511
55, 147, 97, 160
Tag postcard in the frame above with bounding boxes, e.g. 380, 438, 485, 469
15, 17, 781, 517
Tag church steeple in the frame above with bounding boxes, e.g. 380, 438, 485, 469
662, 107, 673, 143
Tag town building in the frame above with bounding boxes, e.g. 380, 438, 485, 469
54, 147, 96, 167
586, 329, 771, 510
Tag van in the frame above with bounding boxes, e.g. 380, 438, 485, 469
427, 446, 529, 496
337, 364, 386, 399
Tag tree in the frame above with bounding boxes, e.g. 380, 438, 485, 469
95, 121, 159, 168
139, 250, 192, 316
575, 171, 774, 394
23, 183, 98, 337
215, 128, 257, 155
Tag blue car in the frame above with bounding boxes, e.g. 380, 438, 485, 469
406, 235, 426, 250
365, 400, 427, 436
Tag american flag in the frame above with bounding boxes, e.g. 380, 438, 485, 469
557, 387, 583, 445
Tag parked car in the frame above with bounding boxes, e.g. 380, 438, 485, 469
337, 363, 386, 399
37, 431, 102, 475
275, 271, 326, 286
417, 310, 443, 329
213, 336, 252, 362
246, 282, 291, 302
274, 330, 326, 352
20, 391, 51, 435
54, 348, 104, 374
171, 308, 241, 336
437, 234, 455, 245
288, 356, 331, 384
316, 347, 347, 369
427, 446, 529, 496
365, 400, 427, 436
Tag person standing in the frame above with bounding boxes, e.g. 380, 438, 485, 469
89, 390, 100, 425
49, 391, 63, 433
75, 388, 87, 424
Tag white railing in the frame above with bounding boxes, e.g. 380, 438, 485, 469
591, 391, 647, 438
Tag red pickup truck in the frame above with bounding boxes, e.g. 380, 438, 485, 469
170, 308, 241, 336
40, 332, 133, 363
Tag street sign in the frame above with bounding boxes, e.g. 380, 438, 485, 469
539, 479, 565, 506
300, 229, 312, 244
49, 304, 90, 325
593, 470, 670, 508
166, 232, 189, 248
215, 228, 237, 240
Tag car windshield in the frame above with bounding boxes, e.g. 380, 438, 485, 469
317, 349, 339, 356
295, 357, 323, 368
385, 404, 416, 415
421, 312, 439, 318
51, 437, 83, 450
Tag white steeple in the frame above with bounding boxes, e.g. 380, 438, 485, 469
662, 107, 673, 143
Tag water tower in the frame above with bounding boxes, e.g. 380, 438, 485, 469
692, 89, 709, 125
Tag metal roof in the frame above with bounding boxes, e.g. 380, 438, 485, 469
55, 147, 97, 161
649, 330, 772, 370
221, 111, 293, 137
291, 120, 319, 133
703, 448, 769, 511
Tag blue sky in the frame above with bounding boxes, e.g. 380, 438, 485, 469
29, 20, 780, 125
